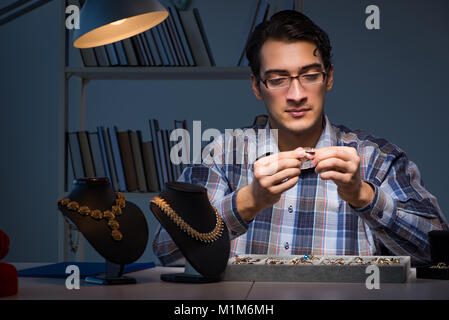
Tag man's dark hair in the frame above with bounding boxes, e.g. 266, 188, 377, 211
245, 10, 332, 78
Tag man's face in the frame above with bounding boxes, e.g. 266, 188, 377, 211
251, 39, 334, 136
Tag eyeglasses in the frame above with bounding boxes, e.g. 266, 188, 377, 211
259, 72, 327, 90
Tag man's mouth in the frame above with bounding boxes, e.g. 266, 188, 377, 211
285, 107, 311, 118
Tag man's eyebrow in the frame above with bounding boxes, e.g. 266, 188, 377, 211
263, 63, 324, 76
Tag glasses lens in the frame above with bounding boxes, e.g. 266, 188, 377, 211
266, 77, 290, 89
301, 73, 324, 85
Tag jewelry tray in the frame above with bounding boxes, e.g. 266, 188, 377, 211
223, 255, 410, 283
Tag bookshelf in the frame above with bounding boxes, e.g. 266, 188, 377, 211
66, 66, 251, 80
59, 0, 303, 262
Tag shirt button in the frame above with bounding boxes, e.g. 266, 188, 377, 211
284, 242, 289, 250
288, 205, 293, 213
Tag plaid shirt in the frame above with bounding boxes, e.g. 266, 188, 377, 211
153, 115, 448, 266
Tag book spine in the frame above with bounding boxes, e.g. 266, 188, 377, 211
88, 131, 106, 177
113, 41, 129, 66
129, 130, 148, 192
131, 36, 148, 66
97, 126, 117, 190
138, 33, 154, 66
178, 9, 211, 66
170, 6, 196, 66
77, 131, 95, 177
151, 28, 170, 66
122, 38, 139, 66
149, 119, 165, 189
94, 46, 110, 67
105, 44, 119, 66
79, 48, 98, 67
68, 132, 84, 179
157, 129, 169, 183
141, 141, 160, 192
108, 127, 127, 191
155, 25, 175, 66
166, 12, 187, 66
116, 129, 138, 192
193, 8, 215, 66
143, 30, 162, 66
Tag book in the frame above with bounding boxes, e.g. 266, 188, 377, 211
122, 38, 139, 66
143, 30, 163, 66
156, 23, 176, 66
163, 129, 175, 181
67, 132, 84, 179
157, 129, 169, 183
192, 8, 215, 66
94, 46, 110, 67
105, 44, 119, 66
114, 41, 129, 66
108, 127, 127, 191
148, 119, 165, 189
173, 119, 189, 175
79, 48, 98, 67
178, 8, 212, 66
169, 6, 195, 66
129, 130, 148, 192
88, 131, 106, 177
141, 140, 160, 192
97, 126, 118, 191
151, 28, 170, 66
166, 10, 187, 66
77, 131, 95, 177
138, 33, 154, 66
115, 128, 138, 192
132, 35, 149, 66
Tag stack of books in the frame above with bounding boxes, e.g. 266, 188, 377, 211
79, 7, 215, 67
66, 119, 189, 193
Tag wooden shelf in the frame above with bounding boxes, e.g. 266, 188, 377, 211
65, 66, 251, 80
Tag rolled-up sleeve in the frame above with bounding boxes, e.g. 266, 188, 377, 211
351, 152, 448, 265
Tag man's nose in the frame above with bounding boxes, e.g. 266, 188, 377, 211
285, 77, 307, 102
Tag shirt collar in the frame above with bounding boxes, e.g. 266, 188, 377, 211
260, 113, 336, 170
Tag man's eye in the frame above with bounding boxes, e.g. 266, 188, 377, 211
267, 77, 289, 85
302, 73, 321, 81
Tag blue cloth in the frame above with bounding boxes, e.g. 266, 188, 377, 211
18, 262, 155, 279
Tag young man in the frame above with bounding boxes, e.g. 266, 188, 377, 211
153, 10, 448, 266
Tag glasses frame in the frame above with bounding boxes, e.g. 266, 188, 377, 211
258, 71, 328, 90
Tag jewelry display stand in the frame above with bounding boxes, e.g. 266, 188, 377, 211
160, 261, 221, 283
85, 259, 136, 285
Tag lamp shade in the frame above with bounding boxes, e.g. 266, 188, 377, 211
73, 0, 168, 48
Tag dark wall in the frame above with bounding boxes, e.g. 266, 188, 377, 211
1, 0, 448, 262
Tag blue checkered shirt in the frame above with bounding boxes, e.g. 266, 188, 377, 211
153, 115, 448, 266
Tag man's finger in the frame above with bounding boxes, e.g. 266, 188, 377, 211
315, 157, 350, 174
312, 146, 356, 166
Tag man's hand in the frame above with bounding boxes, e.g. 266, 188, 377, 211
311, 146, 375, 208
236, 147, 313, 222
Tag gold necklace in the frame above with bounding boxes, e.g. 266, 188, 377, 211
58, 192, 126, 241
151, 196, 224, 243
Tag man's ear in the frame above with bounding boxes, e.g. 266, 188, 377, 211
250, 74, 263, 101
325, 65, 334, 92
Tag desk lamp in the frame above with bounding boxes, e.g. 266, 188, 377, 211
73, 0, 168, 48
